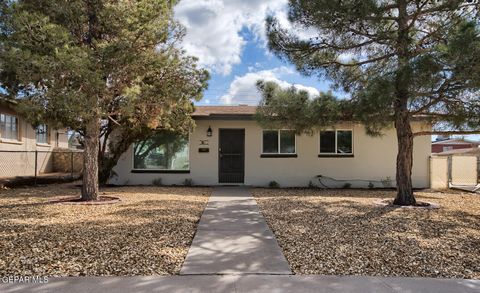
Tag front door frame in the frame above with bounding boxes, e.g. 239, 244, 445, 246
218, 128, 245, 184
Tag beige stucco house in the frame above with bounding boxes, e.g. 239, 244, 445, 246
111, 106, 431, 188
0, 99, 70, 178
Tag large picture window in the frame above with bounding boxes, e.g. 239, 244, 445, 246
0, 114, 19, 141
36, 124, 49, 144
133, 131, 189, 170
262, 130, 296, 154
320, 130, 353, 154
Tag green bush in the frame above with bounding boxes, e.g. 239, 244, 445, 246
268, 181, 280, 188
183, 178, 193, 186
342, 182, 352, 189
381, 176, 393, 188
152, 178, 162, 186
368, 182, 375, 189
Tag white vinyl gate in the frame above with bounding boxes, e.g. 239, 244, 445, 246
430, 155, 479, 192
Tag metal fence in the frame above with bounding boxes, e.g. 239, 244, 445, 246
0, 150, 83, 185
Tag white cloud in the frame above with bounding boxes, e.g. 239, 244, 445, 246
220, 67, 319, 105
174, 0, 288, 75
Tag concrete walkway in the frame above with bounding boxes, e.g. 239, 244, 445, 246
180, 186, 291, 275
2, 275, 479, 293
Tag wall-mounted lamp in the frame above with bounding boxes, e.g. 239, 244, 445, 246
207, 126, 213, 137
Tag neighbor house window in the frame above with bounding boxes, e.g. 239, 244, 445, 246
0, 114, 19, 141
320, 130, 353, 154
36, 124, 49, 144
443, 146, 453, 152
262, 130, 296, 154
133, 131, 189, 170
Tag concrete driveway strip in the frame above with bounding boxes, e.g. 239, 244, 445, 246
180, 186, 292, 275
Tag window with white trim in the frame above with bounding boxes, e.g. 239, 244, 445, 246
36, 124, 49, 144
133, 131, 189, 170
0, 113, 19, 141
262, 130, 296, 154
320, 130, 353, 154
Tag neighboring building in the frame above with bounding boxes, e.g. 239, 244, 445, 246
0, 99, 70, 178
111, 106, 431, 188
434, 147, 480, 156
431, 138, 480, 153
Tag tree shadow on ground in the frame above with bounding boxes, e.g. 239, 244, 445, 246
253, 189, 480, 279
0, 184, 211, 277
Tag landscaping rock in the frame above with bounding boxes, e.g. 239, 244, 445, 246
0, 183, 210, 276
253, 188, 480, 279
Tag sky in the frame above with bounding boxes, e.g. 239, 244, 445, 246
174, 0, 332, 106
173, 1, 480, 142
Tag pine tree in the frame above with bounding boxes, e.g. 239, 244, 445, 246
258, 0, 480, 205
1, 0, 209, 200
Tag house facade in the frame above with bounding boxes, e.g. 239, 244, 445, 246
431, 138, 480, 153
0, 100, 70, 178
111, 106, 431, 188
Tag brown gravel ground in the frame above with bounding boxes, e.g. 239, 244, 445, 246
253, 188, 480, 279
0, 183, 210, 276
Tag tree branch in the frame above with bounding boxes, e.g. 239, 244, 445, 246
414, 130, 480, 137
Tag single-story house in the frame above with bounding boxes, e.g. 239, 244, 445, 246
111, 106, 431, 188
431, 138, 480, 153
434, 147, 480, 156
0, 99, 71, 178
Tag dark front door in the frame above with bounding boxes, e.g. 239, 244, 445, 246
219, 129, 245, 183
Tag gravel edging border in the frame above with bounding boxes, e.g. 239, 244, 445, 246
50, 196, 121, 205
374, 199, 440, 209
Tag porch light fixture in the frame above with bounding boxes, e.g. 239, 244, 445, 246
207, 126, 213, 137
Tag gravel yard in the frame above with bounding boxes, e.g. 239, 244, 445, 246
253, 188, 480, 279
0, 183, 210, 276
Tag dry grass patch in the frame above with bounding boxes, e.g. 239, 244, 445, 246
254, 188, 480, 279
0, 183, 210, 276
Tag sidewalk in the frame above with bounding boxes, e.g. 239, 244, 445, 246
2, 275, 479, 293
180, 186, 291, 274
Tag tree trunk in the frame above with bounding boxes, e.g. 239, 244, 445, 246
393, 0, 416, 206
82, 117, 100, 200
393, 113, 416, 206
98, 130, 139, 185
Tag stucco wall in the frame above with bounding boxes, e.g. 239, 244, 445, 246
0, 104, 69, 178
111, 119, 431, 188
52, 149, 84, 173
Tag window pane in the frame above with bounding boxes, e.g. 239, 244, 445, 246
11, 117, 18, 141
280, 130, 295, 153
262, 130, 278, 153
0, 114, 4, 139
134, 131, 189, 170
5, 115, 12, 139
36, 124, 48, 144
337, 131, 352, 154
320, 131, 336, 153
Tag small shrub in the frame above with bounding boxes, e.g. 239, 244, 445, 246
308, 180, 316, 189
342, 182, 351, 189
368, 181, 375, 189
268, 180, 280, 188
152, 178, 162, 186
183, 178, 193, 186
381, 176, 393, 188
